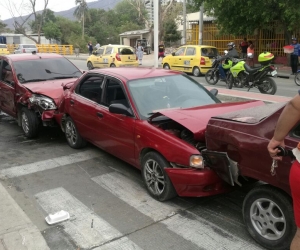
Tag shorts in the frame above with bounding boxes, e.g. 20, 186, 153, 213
158, 52, 165, 58
290, 160, 300, 227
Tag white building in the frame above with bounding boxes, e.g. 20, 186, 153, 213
0, 33, 55, 45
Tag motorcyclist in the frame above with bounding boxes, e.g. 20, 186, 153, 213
218, 42, 239, 81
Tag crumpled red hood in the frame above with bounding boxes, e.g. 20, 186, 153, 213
24, 79, 76, 104
149, 101, 264, 141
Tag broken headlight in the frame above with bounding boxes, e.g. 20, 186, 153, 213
29, 94, 57, 110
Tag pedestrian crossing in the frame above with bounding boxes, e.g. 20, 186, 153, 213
0, 149, 264, 250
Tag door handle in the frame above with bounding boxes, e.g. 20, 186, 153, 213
70, 99, 75, 105
97, 112, 103, 118
179, 59, 182, 60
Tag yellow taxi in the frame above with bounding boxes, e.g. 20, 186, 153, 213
86, 44, 138, 69
0, 44, 10, 55
162, 45, 219, 76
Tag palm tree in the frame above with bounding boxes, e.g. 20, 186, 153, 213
74, 0, 90, 39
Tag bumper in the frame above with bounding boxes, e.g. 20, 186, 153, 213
199, 66, 212, 74
41, 110, 58, 127
165, 167, 231, 197
117, 63, 139, 67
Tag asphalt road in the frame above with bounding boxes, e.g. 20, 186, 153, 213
71, 59, 299, 98
0, 113, 266, 250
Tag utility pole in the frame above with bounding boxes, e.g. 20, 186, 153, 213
198, 2, 204, 45
154, 0, 159, 68
182, 0, 186, 45
82, 11, 84, 39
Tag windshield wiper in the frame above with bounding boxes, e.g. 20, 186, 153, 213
45, 69, 82, 75
48, 76, 78, 80
22, 79, 47, 83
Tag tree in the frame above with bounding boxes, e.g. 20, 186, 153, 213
74, 0, 91, 39
0, 20, 11, 33
190, 0, 300, 44
43, 22, 61, 41
164, 19, 181, 45
29, 9, 56, 33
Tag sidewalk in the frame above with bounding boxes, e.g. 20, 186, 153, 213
0, 182, 49, 249
65, 53, 292, 79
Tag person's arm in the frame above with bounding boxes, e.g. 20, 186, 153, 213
268, 94, 300, 159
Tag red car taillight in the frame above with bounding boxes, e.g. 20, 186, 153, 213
22, 49, 26, 53
200, 57, 206, 65
116, 53, 121, 61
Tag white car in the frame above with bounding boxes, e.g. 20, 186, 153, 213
14, 44, 38, 54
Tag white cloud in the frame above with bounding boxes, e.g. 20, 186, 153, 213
0, 0, 95, 21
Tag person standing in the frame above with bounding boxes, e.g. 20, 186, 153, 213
239, 38, 248, 59
136, 42, 144, 65
290, 38, 300, 75
158, 41, 165, 60
88, 41, 93, 55
247, 40, 255, 66
267, 94, 300, 250
95, 42, 100, 50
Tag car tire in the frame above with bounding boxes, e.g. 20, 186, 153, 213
258, 77, 277, 95
192, 66, 201, 77
21, 108, 39, 138
141, 151, 177, 201
110, 63, 116, 67
295, 72, 300, 86
205, 69, 219, 85
226, 73, 234, 89
163, 63, 170, 70
65, 116, 87, 149
243, 185, 296, 250
87, 61, 93, 70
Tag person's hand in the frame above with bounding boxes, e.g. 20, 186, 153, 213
267, 138, 285, 160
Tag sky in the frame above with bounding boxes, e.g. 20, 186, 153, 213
0, 0, 95, 21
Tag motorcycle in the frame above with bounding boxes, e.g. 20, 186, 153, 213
226, 52, 277, 95
295, 69, 300, 86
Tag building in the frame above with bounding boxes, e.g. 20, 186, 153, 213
0, 33, 54, 45
119, 29, 152, 48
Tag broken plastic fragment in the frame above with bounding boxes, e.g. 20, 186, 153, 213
45, 210, 70, 225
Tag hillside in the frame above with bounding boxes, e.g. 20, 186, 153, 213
2, 0, 122, 30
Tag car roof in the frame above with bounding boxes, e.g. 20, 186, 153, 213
4, 53, 64, 61
90, 68, 183, 81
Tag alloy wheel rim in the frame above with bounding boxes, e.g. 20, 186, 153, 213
194, 68, 200, 76
21, 112, 29, 134
65, 121, 77, 145
250, 198, 286, 241
144, 159, 165, 195
88, 63, 92, 69
164, 64, 170, 69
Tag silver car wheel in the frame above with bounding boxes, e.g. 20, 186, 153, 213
250, 198, 286, 241
21, 112, 29, 134
163, 64, 170, 70
65, 120, 77, 145
144, 159, 165, 195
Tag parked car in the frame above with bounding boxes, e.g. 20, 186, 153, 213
0, 44, 10, 55
14, 44, 38, 54
203, 103, 297, 250
55, 67, 263, 201
162, 45, 219, 77
86, 45, 138, 70
0, 53, 82, 138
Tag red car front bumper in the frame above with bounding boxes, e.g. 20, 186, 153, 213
165, 168, 231, 197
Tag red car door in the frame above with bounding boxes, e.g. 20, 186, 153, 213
67, 74, 104, 141
91, 77, 136, 165
0, 59, 17, 116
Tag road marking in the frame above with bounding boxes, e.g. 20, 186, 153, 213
36, 187, 141, 249
93, 172, 263, 250
0, 150, 100, 179
94, 237, 143, 250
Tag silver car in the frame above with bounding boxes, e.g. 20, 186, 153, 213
14, 44, 38, 54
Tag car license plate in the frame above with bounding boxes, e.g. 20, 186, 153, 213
271, 70, 277, 76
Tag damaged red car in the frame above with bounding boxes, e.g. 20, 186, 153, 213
0, 53, 82, 138
56, 68, 262, 201
204, 103, 297, 250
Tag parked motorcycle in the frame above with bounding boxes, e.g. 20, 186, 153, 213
227, 52, 277, 95
205, 51, 239, 85
295, 69, 300, 86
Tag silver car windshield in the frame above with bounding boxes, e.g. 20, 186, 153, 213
127, 74, 220, 119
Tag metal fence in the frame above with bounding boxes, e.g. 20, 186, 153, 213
6, 44, 74, 55
187, 22, 300, 57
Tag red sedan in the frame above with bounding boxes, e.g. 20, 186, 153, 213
56, 67, 262, 201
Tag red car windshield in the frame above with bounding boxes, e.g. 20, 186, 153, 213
13, 57, 82, 83
128, 74, 220, 119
